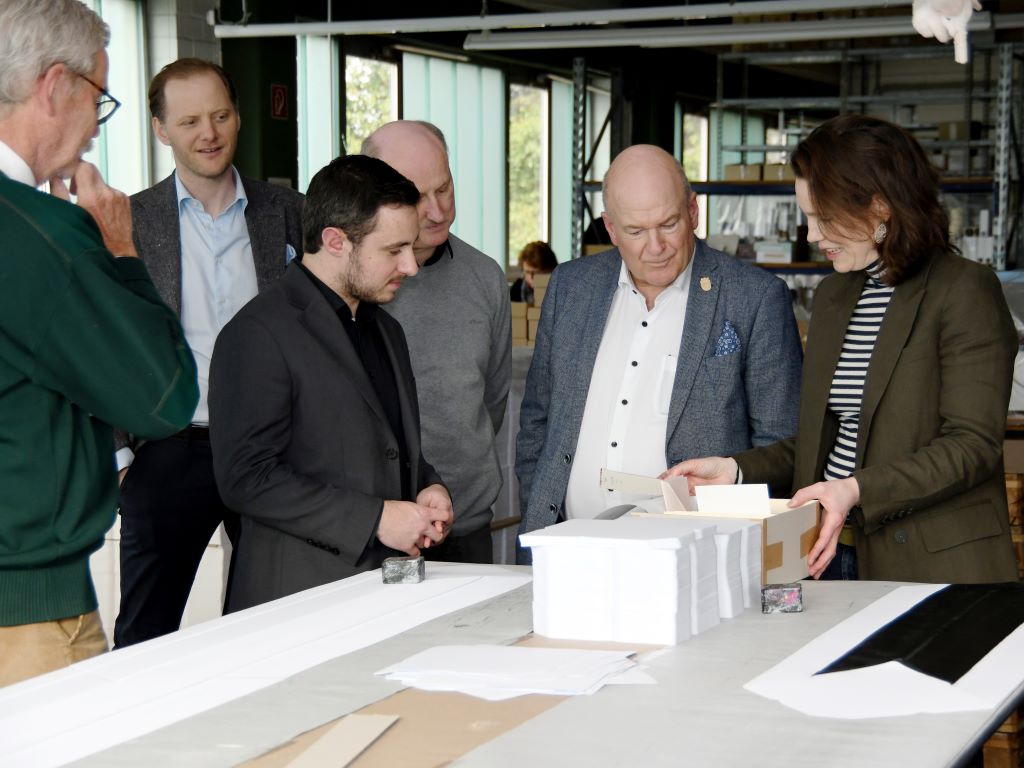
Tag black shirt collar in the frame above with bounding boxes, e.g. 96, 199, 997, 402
422, 239, 454, 268
297, 260, 378, 323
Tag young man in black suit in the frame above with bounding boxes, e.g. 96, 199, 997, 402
208, 156, 453, 612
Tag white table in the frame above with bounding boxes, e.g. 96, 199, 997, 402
24, 575, 1024, 767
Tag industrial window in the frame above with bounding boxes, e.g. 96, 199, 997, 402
344, 55, 399, 156
508, 83, 549, 268
401, 53, 506, 269
80, 0, 149, 195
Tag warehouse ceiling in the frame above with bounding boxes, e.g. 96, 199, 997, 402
220, 0, 1023, 105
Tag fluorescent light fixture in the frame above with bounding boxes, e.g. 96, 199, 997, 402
463, 13, 995, 50
391, 44, 470, 63
213, 0, 910, 39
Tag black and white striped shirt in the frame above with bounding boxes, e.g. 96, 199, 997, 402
823, 262, 895, 481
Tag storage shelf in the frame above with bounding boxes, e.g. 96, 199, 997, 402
693, 179, 993, 195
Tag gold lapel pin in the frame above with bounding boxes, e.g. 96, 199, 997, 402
700, 276, 712, 292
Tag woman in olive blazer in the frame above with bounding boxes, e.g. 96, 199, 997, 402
671, 115, 1019, 584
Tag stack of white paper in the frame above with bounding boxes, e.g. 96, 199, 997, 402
522, 517, 725, 644
709, 518, 762, 612
376, 645, 641, 701
686, 526, 722, 634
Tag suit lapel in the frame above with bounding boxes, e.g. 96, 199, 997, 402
666, 242, 719, 440
242, 178, 288, 291
136, 175, 184, 315
285, 265, 393, 432
857, 261, 930, 464
573, 253, 621, 392
378, 321, 421, 491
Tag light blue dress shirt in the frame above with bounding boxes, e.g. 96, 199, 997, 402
176, 169, 258, 425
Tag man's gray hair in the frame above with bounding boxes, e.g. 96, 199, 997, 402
361, 120, 449, 157
0, 0, 109, 116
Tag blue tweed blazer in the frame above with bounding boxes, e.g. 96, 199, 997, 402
515, 240, 803, 542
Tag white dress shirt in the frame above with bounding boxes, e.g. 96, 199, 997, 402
565, 250, 694, 518
176, 169, 257, 425
0, 139, 37, 186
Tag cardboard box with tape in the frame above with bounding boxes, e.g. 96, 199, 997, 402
598, 468, 819, 585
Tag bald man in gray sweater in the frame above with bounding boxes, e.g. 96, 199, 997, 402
363, 121, 511, 563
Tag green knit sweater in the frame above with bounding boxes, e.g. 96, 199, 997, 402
0, 174, 198, 626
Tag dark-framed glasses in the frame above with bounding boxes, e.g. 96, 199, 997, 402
76, 73, 121, 125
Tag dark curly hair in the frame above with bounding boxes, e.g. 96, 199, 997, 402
790, 115, 951, 285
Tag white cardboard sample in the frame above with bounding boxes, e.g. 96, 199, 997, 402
521, 518, 724, 645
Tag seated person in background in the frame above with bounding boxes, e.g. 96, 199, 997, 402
208, 155, 453, 612
511, 240, 558, 304
670, 115, 1019, 585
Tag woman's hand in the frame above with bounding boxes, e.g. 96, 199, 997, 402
791, 477, 860, 579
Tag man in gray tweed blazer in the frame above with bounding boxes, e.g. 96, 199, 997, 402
113, 59, 303, 646
516, 145, 801, 561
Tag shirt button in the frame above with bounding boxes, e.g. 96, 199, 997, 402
563, 453, 572, 464
384, 448, 399, 460
642, 321, 648, 328
631, 361, 638, 367
621, 399, 628, 405
611, 441, 618, 448
894, 529, 908, 545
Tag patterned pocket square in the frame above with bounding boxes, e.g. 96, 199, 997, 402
713, 320, 740, 357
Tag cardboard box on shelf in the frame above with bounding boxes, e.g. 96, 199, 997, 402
527, 306, 542, 321
754, 240, 794, 264
511, 316, 528, 340
528, 319, 540, 340
762, 164, 795, 181
723, 164, 763, 182
938, 120, 982, 142
533, 273, 550, 290
510, 302, 527, 318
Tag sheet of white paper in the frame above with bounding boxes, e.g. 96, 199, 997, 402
743, 584, 1024, 719
377, 645, 640, 700
0, 564, 531, 768
695, 484, 770, 516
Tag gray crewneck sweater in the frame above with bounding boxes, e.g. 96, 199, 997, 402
383, 234, 512, 535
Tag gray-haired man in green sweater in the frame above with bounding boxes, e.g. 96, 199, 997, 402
0, 0, 199, 687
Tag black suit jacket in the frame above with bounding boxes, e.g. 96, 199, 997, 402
209, 263, 444, 611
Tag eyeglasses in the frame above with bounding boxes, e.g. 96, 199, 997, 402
76, 73, 121, 125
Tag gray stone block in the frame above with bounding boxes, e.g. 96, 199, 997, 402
761, 583, 803, 613
382, 555, 425, 584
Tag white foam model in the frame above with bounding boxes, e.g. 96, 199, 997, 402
520, 515, 761, 645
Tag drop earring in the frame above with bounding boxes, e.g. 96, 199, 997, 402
873, 221, 888, 244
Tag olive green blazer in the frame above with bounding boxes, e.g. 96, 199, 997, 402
736, 249, 1019, 583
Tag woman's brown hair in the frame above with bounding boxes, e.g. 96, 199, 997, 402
790, 115, 951, 285
519, 241, 559, 273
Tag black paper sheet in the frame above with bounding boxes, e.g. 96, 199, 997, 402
815, 583, 1024, 684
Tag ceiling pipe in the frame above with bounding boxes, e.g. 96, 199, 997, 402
463, 12, 1003, 50
213, 0, 911, 38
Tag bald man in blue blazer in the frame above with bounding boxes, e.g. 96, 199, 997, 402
515, 145, 802, 560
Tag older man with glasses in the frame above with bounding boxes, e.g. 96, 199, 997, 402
0, 0, 198, 686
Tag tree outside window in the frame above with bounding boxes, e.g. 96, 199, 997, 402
508, 83, 548, 268
345, 56, 398, 154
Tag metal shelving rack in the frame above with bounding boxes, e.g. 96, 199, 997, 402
711, 43, 1023, 269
